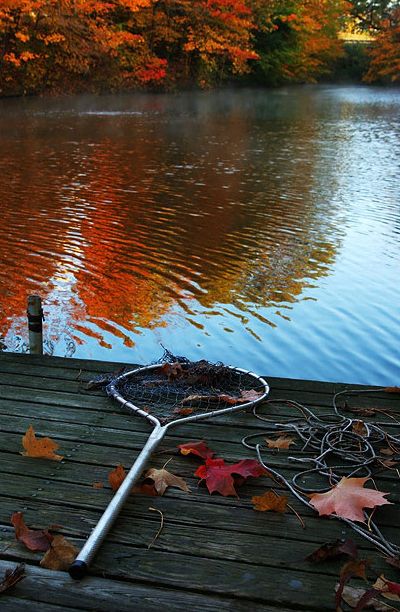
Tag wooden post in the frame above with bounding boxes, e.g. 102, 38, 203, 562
27, 295, 43, 355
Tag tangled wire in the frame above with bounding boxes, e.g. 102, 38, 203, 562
242, 388, 400, 559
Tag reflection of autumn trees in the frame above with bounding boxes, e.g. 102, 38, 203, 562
0, 96, 341, 350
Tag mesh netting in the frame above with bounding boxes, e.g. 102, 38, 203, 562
106, 352, 267, 423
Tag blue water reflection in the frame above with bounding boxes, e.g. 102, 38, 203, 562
0, 86, 399, 385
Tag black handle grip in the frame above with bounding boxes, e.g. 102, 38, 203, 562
68, 560, 88, 580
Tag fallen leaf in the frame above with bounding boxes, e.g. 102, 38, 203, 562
352, 420, 368, 437
173, 407, 194, 415
380, 448, 395, 456
108, 464, 126, 491
309, 477, 391, 523
21, 425, 63, 461
339, 584, 396, 611
0, 563, 25, 593
251, 490, 287, 512
373, 576, 400, 601
336, 559, 369, 611
92, 481, 104, 489
341, 558, 369, 581
143, 467, 190, 495
380, 459, 398, 468
40, 535, 79, 571
195, 458, 265, 497
161, 362, 183, 380
305, 538, 358, 563
11, 512, 53, 552
132, 483, 158, 496
265, 435, 296, 450
178, 440, 215, 459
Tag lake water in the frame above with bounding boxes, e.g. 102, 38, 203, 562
0, 85, 399, 385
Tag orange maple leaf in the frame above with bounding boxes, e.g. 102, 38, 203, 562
21, 425, 63, 461
265, 435, 296, 450
309, 477, 391, 523
108, 464, 126, 491
252, 490, 288, 513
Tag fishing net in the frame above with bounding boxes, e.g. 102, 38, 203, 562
70, 351, 269, 579
105, 349, 268, 424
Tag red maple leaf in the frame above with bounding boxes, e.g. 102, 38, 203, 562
178, 440, 215, 460
11, 512, 53, 552
195, 457, 265, 496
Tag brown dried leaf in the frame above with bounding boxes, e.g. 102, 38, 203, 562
335, 559, 370, 611
144, 467, 190, 495
380, 448, 395, 456
40, 535, 79, 571
160, 362, 183, 380
108, 464, 127, 491
352, 420, 368, 437
132, 483, 158, 496
0, 563, 25, 593
251, 490, 287, 513
339, 584, 396, 611
341, 558, 369, 581
21, 425, 63, 461
373, 576, 400, 601
380, 459, 398, 468
305, 538, 358, 563
11, 512, 53, 552
92, 481, 104, 489
173, 407, 194, 415
265, 435, 296, 450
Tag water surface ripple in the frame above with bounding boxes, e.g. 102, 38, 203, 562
0, 86, 399, 384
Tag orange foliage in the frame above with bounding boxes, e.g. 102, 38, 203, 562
279, 0, 350, 82
364, 8, 400, 83
0, 0, 263, 93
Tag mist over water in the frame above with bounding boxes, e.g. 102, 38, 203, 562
0, 86, 399, 385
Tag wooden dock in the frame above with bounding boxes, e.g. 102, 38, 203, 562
0, 352, 399, 611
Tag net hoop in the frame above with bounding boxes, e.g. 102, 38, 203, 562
106, 363, 269, 429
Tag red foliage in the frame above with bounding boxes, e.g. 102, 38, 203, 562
195, 457, 265, 496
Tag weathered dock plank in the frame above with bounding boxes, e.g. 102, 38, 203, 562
0, 352, 399, 611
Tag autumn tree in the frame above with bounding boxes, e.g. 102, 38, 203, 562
349, 0, 395, 31
126, 0, 260, 87
251, 0, 350, 84
363, 6, 400, 82
0, 0, 162, 94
